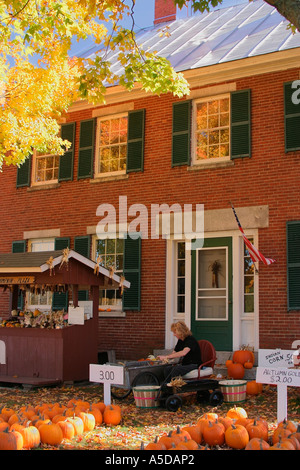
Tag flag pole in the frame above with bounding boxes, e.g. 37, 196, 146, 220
229, 201, 259, 274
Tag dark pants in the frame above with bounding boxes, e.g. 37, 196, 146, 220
163, 363, 198, 380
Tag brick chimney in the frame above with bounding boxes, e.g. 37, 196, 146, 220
154, 0, 177, 25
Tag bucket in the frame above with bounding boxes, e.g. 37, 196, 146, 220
219, 380, 247, 403
133, 385, 160, 408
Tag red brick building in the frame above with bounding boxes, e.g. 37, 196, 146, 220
1, 0, 300, 360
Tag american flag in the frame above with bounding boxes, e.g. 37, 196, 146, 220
230, 203, 276, 266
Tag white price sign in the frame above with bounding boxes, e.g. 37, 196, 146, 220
89, 364, 124, 385
89, 364, 124, 405
258, 349, 295, 368
256, 367, 300, 387
256, 348, 300, 423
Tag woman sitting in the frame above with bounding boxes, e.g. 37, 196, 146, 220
158, 321, 202, 379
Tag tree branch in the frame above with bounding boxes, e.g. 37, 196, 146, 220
252, 0, 300, 32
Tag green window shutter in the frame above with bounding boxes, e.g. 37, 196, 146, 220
123, 235, 141, 311
78, 119, 95, 179
231, 90, 251, 159
74, 236, 90, 301
78, 290, 89, 301
172, 100, 191, 167
12, 240, 26, 253
74, 235, 91, 258
53, 238, 70, 309
287, 221, 300, 310
12, 241, 26, 308
52, 291, 69, 311
126, 109, 145, 172
55, 237, 70, 250
284, 82, 300, 152
59, 123, 75, 181
16, 155, 31, 187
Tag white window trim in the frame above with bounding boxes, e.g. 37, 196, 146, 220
192, 93, 231, 167
94, 112, 128, 179
31, 150, 59, 186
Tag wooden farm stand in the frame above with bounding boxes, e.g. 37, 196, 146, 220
0, 250, 129, 387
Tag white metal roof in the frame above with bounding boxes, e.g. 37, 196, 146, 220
81, 0, 300, 74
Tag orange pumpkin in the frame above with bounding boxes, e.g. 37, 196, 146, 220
145, 436, 167, 450
0, 429, 23, 450
225, 424, 249, 449
284, 435, 300, 450
277, 419, 297, 433
270, 438, 296, 451
272, 426, 292, 444
0, 422, 10, 432
91, 402, 106, 414
57, 420, 75, 440
246, 419, 268, 441
293, 423, 300, 443
66, 416, 84, 436
170, 426, 192, 443
245, 437, 270, 450
244, 360, 253, 369
226, 406, 248, 420
158, 431, 175, 450
218, 416, 234, 430
246, 380, 262, 396
182, 437, 199, 450
76, 411, 95, 432
232, 349, 255, 365
103, 405, 122, 426
39, 422, 63, 446
182, 425, 202, 444
227, 362, 245, 379
202, 420, 225, 447
89, 406, 103, 425
20, 424, 41, 449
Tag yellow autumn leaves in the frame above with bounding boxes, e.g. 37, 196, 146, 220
0, 0, 189, 169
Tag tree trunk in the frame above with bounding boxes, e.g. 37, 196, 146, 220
263, 0, 300, 31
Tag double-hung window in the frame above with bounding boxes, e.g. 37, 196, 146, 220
28, 238, 55, 310
193, 95, 230, 163
16, 122, 75, 187
32, 151, 59, 185
95, 238, 124, 310
96, 114, 128, 176
172, 90, 251, 167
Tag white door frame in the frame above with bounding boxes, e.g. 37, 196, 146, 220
165, 228, 259, 351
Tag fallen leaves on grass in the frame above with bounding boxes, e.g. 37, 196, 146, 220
0, 383, 299, 450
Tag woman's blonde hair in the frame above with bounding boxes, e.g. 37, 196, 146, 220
171, 321, 192, 340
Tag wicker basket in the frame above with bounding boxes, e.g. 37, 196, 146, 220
219, 380, 247, 403
133, 385, 160, 408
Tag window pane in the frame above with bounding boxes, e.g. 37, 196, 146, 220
177, 242, 185, 259
96, 239, 105, 255
177, 296, 185, 313
98, 115, 128, 174
195, 96, 230, 161
244, 295, 254, 313
178, 278, 185, 295
178, 259, 185, 276
244, 276, 254, 293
